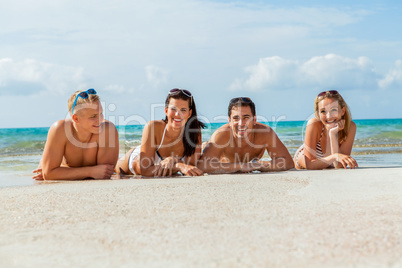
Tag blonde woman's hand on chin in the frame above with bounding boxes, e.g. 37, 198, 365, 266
329, 119, 345, 135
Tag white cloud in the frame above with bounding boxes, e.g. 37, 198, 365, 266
230, 54, 380, 92
230, 56, 299, 91
379, 60, 402, 89
0, 1, 371, 60
2, 1, 364, 32
0, 2, 375, 97
0, 58, 87, 95
301, 54, 378, 89
103, 84, 128, 94
1, 1, 401, 127
145, 65, 169, 87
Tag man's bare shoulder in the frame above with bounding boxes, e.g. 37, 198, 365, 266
253, 122, 275, 134
249, 123, 275, 145
211, 123, 231, 144
254, 122, 271, 130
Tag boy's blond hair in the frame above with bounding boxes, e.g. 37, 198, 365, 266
68, 90, 100, 114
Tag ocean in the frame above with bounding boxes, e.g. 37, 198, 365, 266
1, 118, 401, 187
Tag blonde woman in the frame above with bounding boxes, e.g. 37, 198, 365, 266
294, 90, 358, 169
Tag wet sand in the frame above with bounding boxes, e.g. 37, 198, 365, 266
1, 167, 401, 267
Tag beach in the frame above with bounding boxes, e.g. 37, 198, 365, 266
1, 168, 401, 267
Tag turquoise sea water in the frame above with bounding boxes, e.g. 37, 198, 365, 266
1, 119, 401, 187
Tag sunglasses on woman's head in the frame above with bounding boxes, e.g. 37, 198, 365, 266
317, 90, 339, 97
169, 88, 192, 97
169, 88, 193, 105
71, 88, 97, 114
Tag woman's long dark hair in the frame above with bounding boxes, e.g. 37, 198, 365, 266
164, 89, 206, 157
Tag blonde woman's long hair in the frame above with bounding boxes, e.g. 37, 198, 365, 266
314, 91, 352, 144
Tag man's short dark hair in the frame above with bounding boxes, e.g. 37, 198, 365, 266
228, 97, 256, 117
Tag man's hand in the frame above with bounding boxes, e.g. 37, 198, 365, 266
176, 163, 203, 176
257, 161, 272, 172
91, 164, 115, 179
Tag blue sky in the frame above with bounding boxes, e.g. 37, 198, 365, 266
1, 0, 402, 128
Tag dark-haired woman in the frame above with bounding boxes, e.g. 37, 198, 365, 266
116, 88, 205, 177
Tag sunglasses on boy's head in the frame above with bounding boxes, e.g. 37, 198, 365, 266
230, 97, 252, 104
169, 88, 193, 105
71, 88, 97, 114
317, 90, 339, 98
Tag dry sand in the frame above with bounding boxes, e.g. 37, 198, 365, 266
1, 167, 401, 267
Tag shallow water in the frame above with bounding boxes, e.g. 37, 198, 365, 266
1, 119, 401, 187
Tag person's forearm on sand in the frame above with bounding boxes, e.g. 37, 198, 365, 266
197, 159, 260, 174
304, 154, 336, 170
304, 153, 356, 170
42, 165, 114, 180
302, 131, 357, 170
258, 157, 294, 172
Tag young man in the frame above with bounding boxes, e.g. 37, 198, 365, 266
32, 89, 119, 180
198, 97, 294, 173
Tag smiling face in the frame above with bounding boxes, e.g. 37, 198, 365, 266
318, 97, 346, 126
165, 98, 192, 129
229, 105, 256, 139
73, 101, 104, 133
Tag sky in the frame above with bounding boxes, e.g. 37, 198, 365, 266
1, 0, 402, 128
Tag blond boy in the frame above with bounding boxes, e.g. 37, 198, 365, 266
33, 89, 119, 180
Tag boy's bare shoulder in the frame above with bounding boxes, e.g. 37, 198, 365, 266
101, 120, 117, 131
50, 118, 69, 128
44, 119, 71, 146
49, 119, 71, 135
